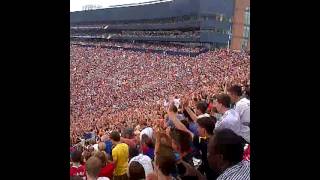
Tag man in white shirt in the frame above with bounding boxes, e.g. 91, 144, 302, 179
213, 94, 247, 142
227, 85, 250, 143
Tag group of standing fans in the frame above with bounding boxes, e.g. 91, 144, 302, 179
70, 44, 250, 180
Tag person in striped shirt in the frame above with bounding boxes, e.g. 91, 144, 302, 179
207, 129, 250, 180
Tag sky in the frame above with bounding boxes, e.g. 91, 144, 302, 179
70, 0, 159, 12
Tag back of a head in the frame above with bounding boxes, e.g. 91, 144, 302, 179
129, 147, 140, 160
128, 161, 146, 180
86, 156, 103, 178
155, 144, 176, 176
169, 128, 191, 153
211, 129, 245, 165
123, 128, 134, 139
196, 101, 208, 114
71, 150, 82, 163
227, 85, 243, 97
98, 142, 106, 152
93, 151, 107, 166
216, 94, 231, 108
109, 131, 120, 142
197, 117, 216, 135
141, 134, 154, 148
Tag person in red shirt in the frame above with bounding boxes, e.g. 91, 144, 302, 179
120, 128, 137, 149
93, 151, 115, 179
70, 150, 86, 178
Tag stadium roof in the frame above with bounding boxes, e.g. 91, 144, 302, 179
108, 0, 173, 8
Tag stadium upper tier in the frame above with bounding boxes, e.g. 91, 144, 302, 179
70, 0, 235, 48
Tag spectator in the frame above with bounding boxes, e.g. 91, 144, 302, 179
227, 85, 250, 143
140, 134, 155, 160
152, 144, 177, 180
168, 106, 218, 180
183, 101, 210, 137
86, 156, 110, 180
70, 44, 250, 180
207, 129, 249, 180
121, 128, 137, 149
169, 128, 193, 165
93, 151, 115, 179
70, 150, 86, 178
128, 161, 146, 180
110, 131, 129, 180
129, 147, 154, 176
213, 94, 244, 141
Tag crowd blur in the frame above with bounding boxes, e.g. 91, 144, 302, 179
71, 41, 204, 53
70, 43, 250, 180
116, 30, 200, 38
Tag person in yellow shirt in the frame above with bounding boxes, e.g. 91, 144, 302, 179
110, 131, 129, 180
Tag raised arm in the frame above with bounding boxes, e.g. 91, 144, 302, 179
182, 99, 198, 122
168, 105, 194, 139
185, 107, 198, 122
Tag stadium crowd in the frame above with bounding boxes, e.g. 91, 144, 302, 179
70, 44, 250, 180
71, 41, 203, 53
116, 30, 200, 38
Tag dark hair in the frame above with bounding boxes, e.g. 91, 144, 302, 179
180, 119, 189, 129
141, 134, 154, 149
227, 85, 243, 97
71, 150, 82, 163
245, 86, 250, 99
169, 103, 178, 113
196, 101, 208, 114
122, 128, 134, 139
216, 94, 231, 108
169, 128, 191, 153
109, 131, 120, 142
155, 144, 177, 176
211, 129, 245, 165
197, 117, 215, 135
86, 156, 103, 178
182, 109, 192, 122
129, 161, 146, 180
129, 147, 140, 160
